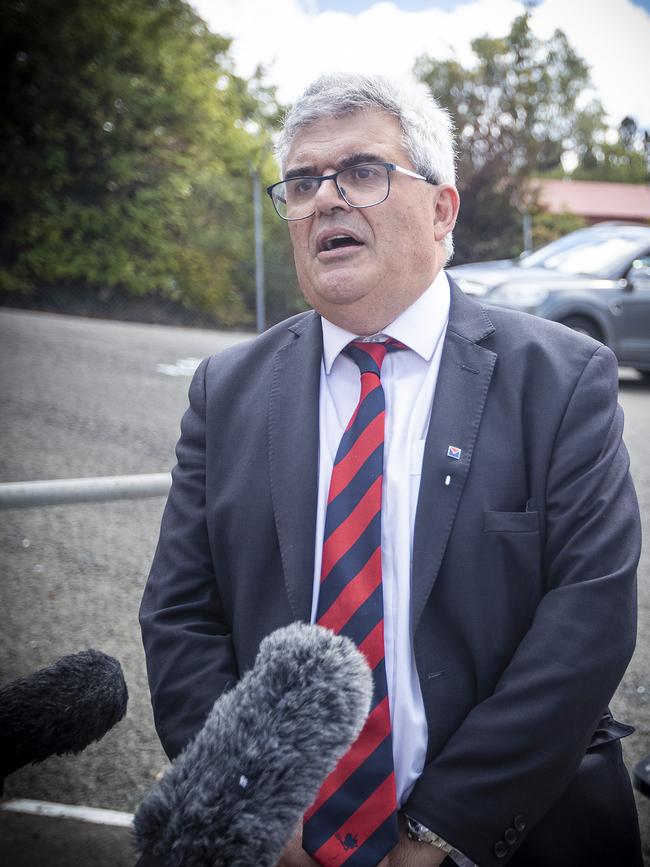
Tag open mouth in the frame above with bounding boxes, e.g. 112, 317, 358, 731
319, 235, 364, 253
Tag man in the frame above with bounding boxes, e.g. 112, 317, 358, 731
140, 73, 642, 866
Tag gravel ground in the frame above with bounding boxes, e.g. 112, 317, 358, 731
0, 310, 253, 863
0, 308, 648, 865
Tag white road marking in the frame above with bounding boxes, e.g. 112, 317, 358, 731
155, 357, 202, 376
0, 799, 134, 827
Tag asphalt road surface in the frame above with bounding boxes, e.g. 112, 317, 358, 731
1, 308, 649, 865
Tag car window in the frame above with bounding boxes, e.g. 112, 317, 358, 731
521, 231, 648, 277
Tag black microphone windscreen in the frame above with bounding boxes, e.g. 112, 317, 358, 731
0, 649, 128, 778
134, 623, 372, 867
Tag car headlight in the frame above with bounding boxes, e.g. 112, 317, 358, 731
488, 284, 550, 307
454, 277, 489, 297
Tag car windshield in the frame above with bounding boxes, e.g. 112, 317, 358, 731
520, 230, 646, 277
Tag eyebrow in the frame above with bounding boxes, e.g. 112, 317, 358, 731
283, 152, 386, 181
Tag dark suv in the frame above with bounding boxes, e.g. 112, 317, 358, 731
448, 223, 650, 377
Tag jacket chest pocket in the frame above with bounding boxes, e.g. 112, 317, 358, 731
480, 501, 542, 601
483, 509, 539, 534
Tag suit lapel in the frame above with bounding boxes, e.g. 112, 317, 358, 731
267, 284, 497, 629
411, 279, 497, 632
268, 311, 322, 622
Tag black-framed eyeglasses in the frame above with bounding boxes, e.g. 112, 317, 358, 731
266, 161, 436, 221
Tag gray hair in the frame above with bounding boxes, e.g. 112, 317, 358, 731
276, 72, 457, 258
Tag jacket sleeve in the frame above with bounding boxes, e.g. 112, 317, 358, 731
403, 345, 640, 865
139, 358, 238, 760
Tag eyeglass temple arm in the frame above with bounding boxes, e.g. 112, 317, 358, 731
392, 165, 436, 185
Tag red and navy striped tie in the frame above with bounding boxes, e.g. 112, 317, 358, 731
303, 338, 403, 866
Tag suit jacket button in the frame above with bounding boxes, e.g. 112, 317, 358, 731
494, 841, 509, 859
513, 814, 526, 832
504, 828, 517, 845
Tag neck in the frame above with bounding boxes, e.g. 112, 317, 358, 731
323, 272, 442, 336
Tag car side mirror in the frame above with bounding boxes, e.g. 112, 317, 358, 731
625, 258, 650, 291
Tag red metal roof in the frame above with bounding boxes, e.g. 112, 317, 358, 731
533, 179, 650, 222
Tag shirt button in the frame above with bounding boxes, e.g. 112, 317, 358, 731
494, 841, 509, 859
504, 828, 517, 845
513, 814, 526, 832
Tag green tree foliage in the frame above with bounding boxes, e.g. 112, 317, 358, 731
0, 0, 299, 325
572, 116, 650, 183
415, 12, 605, 263
530, 209, 587, 250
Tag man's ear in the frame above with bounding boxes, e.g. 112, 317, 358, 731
433, 185, 460, 242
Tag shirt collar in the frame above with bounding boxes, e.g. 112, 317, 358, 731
320, 269, 450, 374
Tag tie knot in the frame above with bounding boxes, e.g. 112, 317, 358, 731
344, 337, 406, 376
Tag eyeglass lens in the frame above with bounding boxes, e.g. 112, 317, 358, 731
274, 163, 389, 220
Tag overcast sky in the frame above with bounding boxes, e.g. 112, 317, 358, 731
191, 0, 650, 132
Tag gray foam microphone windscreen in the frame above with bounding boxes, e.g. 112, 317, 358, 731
134, 622, 373, 867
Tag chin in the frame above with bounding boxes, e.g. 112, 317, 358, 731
310, 285, 369, 314
309, 268, 373, 304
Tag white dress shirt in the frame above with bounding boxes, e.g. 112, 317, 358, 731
311, 271, 472, 867
310, 270, 475, 866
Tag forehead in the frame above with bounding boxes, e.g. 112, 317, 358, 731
285, 108, 409, 174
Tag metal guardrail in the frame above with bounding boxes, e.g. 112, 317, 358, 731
0, 798, 134, 827
0, 472, 171, 509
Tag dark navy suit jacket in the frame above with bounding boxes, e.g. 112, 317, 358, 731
140, 279, 642, 866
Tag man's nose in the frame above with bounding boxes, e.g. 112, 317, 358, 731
313, 177, 351, 214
